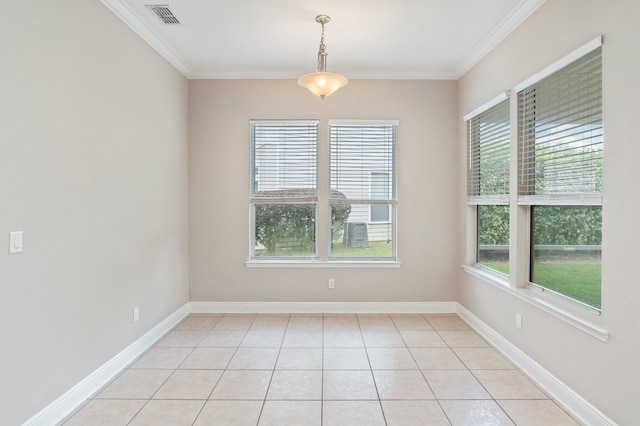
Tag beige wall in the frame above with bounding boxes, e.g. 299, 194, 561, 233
5, 0, 635, 423
189, 79, 458, 303
457, 0, 640, 423
0, 1, 189, 424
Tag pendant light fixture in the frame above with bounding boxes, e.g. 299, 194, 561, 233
298, 15, 348, 99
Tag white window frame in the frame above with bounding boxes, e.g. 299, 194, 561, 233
328, 119, 398, 261
247, 119, 401, 268
517, 41, 603, 312
249, 119, 319, 260
465, 94, 511, 275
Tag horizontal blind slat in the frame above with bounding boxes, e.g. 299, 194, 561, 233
329, 123, 397, 202
517, 47, 602, 202
250, 120, 318, 199
467, 98, 510, 199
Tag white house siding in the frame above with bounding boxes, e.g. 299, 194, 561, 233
340, 204, 392, 242
368, 222, 392, 242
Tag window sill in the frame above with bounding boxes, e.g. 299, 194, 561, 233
246, 260, 402, 268
462, 265, 609, 342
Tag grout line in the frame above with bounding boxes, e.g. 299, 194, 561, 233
355, 313, 388, 425
255, 314, 289, 425
124, 399, 150, 426
320, 313, 324, 425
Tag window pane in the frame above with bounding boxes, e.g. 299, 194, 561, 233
330, 203, 393, 258
370, 172, 390, 222
254, 203, 316, 257
531, 206, 602, 309
477, 205, 510, 274
370, 204, 390, 222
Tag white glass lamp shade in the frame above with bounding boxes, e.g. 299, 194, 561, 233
298, 72, 348, 99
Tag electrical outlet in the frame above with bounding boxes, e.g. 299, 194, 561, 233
515, 313, 522, 329
328, 278, 335, 289
133, 307, 139, 322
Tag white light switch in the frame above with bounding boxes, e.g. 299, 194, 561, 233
10, 231, 23, 254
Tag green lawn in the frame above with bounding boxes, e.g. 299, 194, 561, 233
331, 241, 392, 257
482, 261, 601, 309
483, 262, 509, 274
255, 241, 393, 258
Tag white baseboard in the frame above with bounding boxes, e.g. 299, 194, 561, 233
28, 300, 613, 426
189, 301, 457, 314
24, 303, 190, 426
456, 303, 616, 426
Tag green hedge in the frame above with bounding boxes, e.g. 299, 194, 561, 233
478, 205, 602, 247
255, 189, 351, 254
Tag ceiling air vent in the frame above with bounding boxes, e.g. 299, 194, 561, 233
146, 5, 180, 24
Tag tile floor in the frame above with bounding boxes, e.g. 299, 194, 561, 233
61, 313, 580, 425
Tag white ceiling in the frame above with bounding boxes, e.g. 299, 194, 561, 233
101, 0, 545, 80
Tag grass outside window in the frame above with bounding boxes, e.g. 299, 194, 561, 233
331, 241, 392, 258
483, 260, 601, 309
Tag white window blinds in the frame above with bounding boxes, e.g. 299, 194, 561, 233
329, 120, 398, 204
250, 120, 318, 201
518, 47, 602, 205
467, 98, 510, 204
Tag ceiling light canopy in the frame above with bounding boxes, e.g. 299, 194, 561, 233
298, 15, 348, 99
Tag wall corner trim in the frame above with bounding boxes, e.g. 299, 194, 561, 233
457, 303, 616, 426
23, 303, 190, 426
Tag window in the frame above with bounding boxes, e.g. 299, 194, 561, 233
370, 172, 390, 222
249, 119, 399, 263
250, 120, 318, 258
466, 97, 510, 274
329, 120, 398, 259
518, 46, 602, 309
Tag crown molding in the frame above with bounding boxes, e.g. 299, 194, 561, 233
454, 0, 547, 78
101, 0, 193, 78
189, 68, 457, 80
